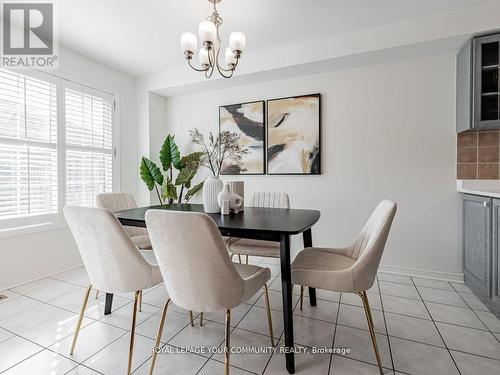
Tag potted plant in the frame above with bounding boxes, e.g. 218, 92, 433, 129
140, 135, 204, 204
190, 128, 248, 213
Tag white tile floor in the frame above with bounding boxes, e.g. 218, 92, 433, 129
1, 258, 500, 375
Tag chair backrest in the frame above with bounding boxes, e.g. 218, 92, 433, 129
145, 210, 245, 312
251, 192, 290, 209
64, 206, 155, 293
349, 200, 397, 291
96, 192, 147, 237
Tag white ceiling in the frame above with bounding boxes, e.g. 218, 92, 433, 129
58, 0, 500, 77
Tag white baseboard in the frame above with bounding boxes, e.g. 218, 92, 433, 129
0, 259, 83, 291
379, 264, 464, 283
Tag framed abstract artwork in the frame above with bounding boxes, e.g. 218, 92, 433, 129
266, 93, 321, 175
219, 100, 265, 175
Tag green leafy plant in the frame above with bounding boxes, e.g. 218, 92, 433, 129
140, 135, 204, 204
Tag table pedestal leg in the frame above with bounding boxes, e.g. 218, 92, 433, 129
105, 293, 113, 315
280, 234, 295, 374
302, 229, 317, 306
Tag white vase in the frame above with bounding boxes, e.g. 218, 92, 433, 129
203, 175, 223, 213
218, 183, 244, 214
227, 181, 244, 211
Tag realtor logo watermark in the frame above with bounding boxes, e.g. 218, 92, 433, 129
1, 1, 58, 68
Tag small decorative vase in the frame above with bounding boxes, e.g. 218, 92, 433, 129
227, 181, 244, 211
203, 175, 223, 213
218, 183, 244, 214
221, 200, 230, 215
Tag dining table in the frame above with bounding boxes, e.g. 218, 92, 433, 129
112, 203, 321, 374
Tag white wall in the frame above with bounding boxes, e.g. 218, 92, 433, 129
0, 46, 138, 290
164, 53, 462, 281
148, 93, 168, 205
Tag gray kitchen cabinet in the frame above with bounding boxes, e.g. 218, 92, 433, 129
457, 33, 500, 132
492, 199, 500, 308
463, 193, 500, 318
457, 40, 472, 133
463, 194, 491, 296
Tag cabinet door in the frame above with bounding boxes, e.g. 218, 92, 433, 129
493, 199, 500, 304
473, 34, 500, 129
457, 40, 472, 133
464, 194, 491, 291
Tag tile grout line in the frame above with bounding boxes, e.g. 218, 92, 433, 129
63, 362, 106, 375
452, 282, 500, 345
0, 337, 46, 375
299, 309, 500, 363
410, 277, 462, 375
377, 275, 396, 374
379, 277, 475, 294
260, 282, 301, 374
0, 319, 115, 375
131, 307, 203, 373
327, 291, 343, 374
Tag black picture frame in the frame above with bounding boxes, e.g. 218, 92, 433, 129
266, 93, 321, 175
218, 100, 266, 175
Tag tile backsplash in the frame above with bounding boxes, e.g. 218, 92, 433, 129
457, 131, 500, 179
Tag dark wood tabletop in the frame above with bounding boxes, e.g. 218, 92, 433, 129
115, 203, 320, 235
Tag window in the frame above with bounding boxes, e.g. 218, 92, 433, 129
0, 68, 116, 233
0, 69, 58, 229
64, 84, 114, 208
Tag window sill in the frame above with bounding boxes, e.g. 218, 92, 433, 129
0, 221, 67, 239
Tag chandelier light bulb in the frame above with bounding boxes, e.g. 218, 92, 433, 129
229, 32, 246, 52
180, 32, 197, 53
199, 48, 210, 66
225, 47, 236, 66
198, 20, 217, 45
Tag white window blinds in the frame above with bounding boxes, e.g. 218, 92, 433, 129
64, 85, 114, 208
0, 69, 116, 233
0, 69, 58, 222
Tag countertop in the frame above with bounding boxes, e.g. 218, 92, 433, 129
457, 180, 500, 198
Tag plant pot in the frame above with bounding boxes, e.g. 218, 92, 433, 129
203, 175, 223, 213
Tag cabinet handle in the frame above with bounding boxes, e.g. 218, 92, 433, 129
484, 201, 490, 208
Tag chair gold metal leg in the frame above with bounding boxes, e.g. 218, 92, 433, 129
357, 291, 383, 374
189, 310, 194, 327
95, 290, 99, 299
127, 291, 140, 375
245, 255, 248, 264
70, 284, 92, 355
263, 284, 275, 346
238, 254, 242, 264
138, 291, 142, 312
357, 291, 375, 333
200, 312, 204, 326
299, 285, 304, 310
149, 299, 170, 375
224, 309, 231, 375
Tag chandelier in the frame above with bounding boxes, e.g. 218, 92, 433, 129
180, 0, 246, 79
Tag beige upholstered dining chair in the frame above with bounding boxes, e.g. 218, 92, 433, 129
96, 192, 152, 250
95, 192, 152, 306
64, 206, 164, 375
145, 210, 275, 375
292, 200, 397, 374
227, 192, 290, 264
